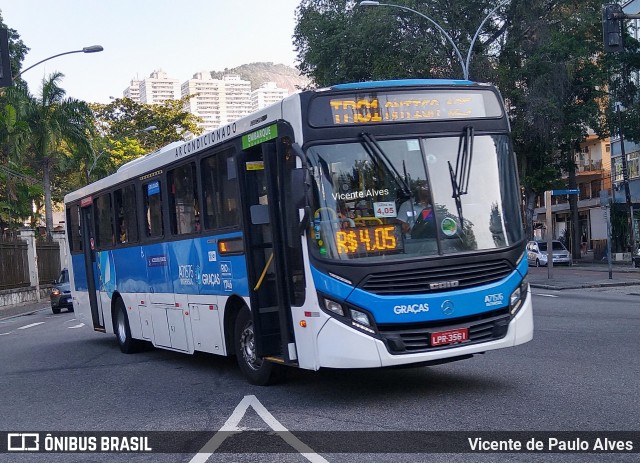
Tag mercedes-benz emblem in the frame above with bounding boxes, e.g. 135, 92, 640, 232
441, 300, 455, 316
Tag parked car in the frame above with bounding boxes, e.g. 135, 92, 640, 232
50, 268, 73, 314
527, 240, 572, 267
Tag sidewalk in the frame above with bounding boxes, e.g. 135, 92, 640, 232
0, 300, 50, 321
528, 259, 640, 290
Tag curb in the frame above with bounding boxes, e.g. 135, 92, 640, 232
530, 281, 640, 290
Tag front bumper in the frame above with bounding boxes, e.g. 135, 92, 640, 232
315, 289, 534, 369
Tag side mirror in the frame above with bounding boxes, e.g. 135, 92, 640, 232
289, 168, 306, 210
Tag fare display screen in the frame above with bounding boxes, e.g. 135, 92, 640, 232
308, 90, 502, 127
335, 225, 403, 256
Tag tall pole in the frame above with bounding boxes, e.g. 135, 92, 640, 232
616, 103, 637, 257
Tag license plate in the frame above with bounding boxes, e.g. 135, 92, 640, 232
430, 328, 469, 346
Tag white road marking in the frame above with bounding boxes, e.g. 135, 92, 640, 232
535, 294, 560, 298
0, 331, 13, 336
189, 395, 328, 463
68, 323, 85, 329
17, 322, 45, 330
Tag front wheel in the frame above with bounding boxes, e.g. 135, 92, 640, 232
234, 306, 285, 386
115, 298, 141, 354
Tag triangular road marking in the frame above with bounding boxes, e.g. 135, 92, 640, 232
189, 394, 329, 463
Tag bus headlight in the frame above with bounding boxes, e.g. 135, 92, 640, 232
350, 308, 371, 327
323, 298, 344, 316
510, 276, 529, 315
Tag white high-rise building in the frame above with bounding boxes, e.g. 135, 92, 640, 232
122, 79, 141, 102
181, 73, 252, 131
251, 82, 289, 111
219, 74, 252, 124
181, 72, 224, 132
138, 69, 180, 105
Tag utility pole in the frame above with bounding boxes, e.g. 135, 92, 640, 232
602, 4, 640, 260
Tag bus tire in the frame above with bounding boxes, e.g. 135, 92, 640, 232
234, 305, 285, 386
114, 298, 140, 354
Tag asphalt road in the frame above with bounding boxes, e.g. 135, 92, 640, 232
1, 286, 639, 463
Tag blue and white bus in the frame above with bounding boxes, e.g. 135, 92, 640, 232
64, 79, 533, 385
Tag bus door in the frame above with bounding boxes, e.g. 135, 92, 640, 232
80, 202, 106, 331
241, 137, 299, 363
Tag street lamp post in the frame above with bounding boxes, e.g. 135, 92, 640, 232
358, 1, 509, 80
13, 45, 104, 81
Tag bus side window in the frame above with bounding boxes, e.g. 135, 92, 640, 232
93, 193, 114, 248
67, 204, 82, 252
114, 184, 138, 245
143, 180, 164, 238
168, 163, 198, 235
201, 148, 240, 230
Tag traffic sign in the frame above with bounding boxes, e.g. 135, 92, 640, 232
552, 189, 579, 196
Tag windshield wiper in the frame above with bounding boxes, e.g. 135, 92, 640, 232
448, 126, 474, 226
360, 132, 412, 199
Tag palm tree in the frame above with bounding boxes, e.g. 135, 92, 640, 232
25, 72, 95, 238
0, 87, 34, 235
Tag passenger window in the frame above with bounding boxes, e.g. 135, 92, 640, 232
168, 163, 199, 235
67, 204, 82, 252
201, 148, 240, 229
114, 184, 139, 245
94, 194, 114, 248
143, 179, 164, 238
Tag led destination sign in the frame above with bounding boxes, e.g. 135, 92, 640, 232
309, 90, 502, 126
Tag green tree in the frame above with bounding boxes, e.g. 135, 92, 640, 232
293, 0, 505, 86
496, 0, 640, 252
24, 72, 95, 238
84, 97, 203, 183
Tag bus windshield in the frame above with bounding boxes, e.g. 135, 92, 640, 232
306, 134, 523, 261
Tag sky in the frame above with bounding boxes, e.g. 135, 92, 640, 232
1, 0, 302, 103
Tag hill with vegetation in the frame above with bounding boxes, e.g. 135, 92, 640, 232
210, 62, 311, 93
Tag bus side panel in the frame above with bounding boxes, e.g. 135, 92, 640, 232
70, 253, 91, 326
112, 246, 150, 339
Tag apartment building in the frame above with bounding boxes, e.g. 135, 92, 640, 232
251, 81, 289, 111
180, 73, 253, 131
533, 134, 613, 256
138, 69, 181, 105
122, 79, 141, 102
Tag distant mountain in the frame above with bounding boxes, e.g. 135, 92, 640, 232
210, 62, 311, 94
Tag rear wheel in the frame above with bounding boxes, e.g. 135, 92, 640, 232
115, 298, 141, 354
234, 305, 285, 385
52, 306, 61, 314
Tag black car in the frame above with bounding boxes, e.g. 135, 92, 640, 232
50, 268, 73, 314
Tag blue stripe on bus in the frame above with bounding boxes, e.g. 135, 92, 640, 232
311, 262, 525, 325
70, 232, 249, 298
330, 79, 475, 90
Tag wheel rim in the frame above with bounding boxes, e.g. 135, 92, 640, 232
240, 321, 262, 371
117, 310, 127, 344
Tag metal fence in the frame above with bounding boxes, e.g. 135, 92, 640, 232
36, 239, 61, 284
0, 239, 30, 290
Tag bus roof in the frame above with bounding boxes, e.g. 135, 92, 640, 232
329, 79, 477, 90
